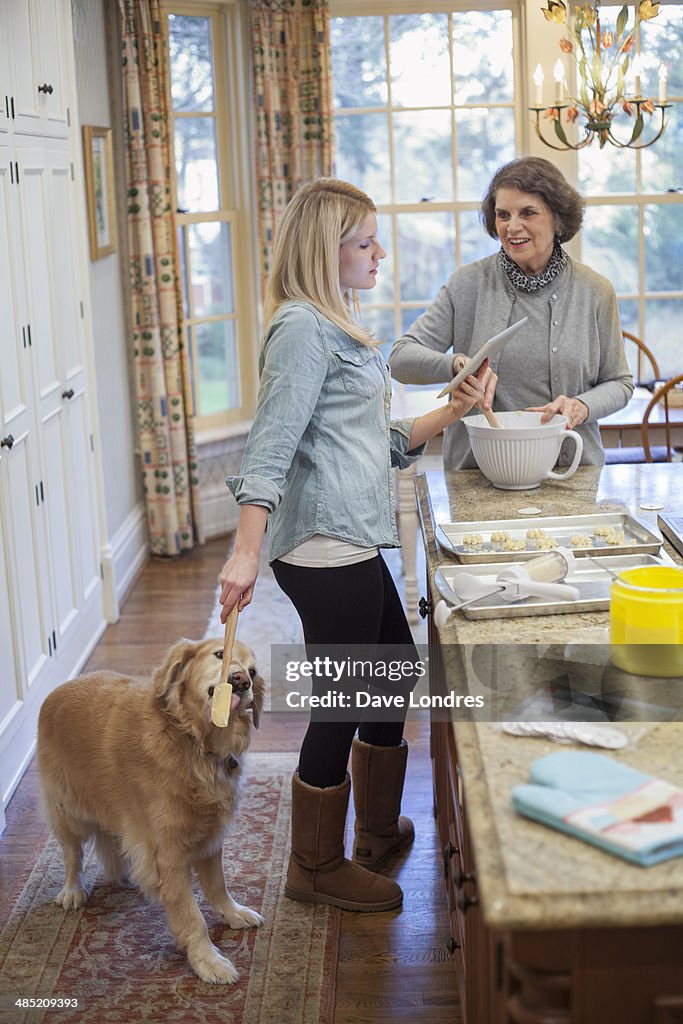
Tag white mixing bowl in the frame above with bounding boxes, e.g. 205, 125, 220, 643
464, 411, 584, 490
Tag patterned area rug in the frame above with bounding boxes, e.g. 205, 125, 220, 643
0, 753, 340, 1024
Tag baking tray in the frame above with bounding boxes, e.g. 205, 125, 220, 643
435, 512, 662, 564
434, 552, 672, 620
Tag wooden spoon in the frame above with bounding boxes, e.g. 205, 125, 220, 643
453, 354, 500, 428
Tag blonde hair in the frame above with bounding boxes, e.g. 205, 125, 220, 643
262, 178, 377, 346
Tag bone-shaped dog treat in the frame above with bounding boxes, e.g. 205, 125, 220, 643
211, 681, 233, 728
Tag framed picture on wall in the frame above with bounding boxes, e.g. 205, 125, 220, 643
82, 125, 117, 260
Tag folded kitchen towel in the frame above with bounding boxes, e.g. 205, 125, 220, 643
511, 750, 683, 866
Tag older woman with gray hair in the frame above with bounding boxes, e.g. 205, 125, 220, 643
389, 156, 634, 469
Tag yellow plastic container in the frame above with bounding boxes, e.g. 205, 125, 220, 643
610, 565, 683, 678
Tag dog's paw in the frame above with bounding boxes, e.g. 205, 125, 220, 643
189, 944, 239, 985
55, 885, 88, 910
222, 902, 263, 930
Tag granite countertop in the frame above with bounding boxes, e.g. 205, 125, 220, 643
416, 463, 683, 930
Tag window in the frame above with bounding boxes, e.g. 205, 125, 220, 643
165, 4, 257, 433
330, 4, 522, 354
577, 2, 683, 380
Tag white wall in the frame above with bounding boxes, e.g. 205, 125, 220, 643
70, 0, 141, 543
70, 0, 148, 611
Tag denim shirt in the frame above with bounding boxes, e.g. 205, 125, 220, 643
226, 301, 425, 563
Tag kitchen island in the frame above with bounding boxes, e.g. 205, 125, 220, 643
415, 463, 683, 1024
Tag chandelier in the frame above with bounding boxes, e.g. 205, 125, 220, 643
530, 0, 672, 150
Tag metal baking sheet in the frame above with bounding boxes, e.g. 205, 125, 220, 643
435, 512, 662, 564
434, 552, 673, 620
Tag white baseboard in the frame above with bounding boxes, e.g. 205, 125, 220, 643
101, 503, 149, 622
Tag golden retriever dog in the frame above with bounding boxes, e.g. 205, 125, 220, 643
37, 637, 265, 985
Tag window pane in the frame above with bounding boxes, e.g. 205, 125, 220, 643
640, 3, 683, 98
389, 14, 450, 108
334, 113, 390, 205
644, 205, 683, 292
453, 11, 513, 104
331, 16, 387, 108
582, 205, 639, 293
361, 306, 396, 360
397, 213, 455, 302
393, 110, 453, 202
459, 209, 499, 265
641, 115, 683, 193
197, 320, 239, 415
188, 222, 234, 318
645, 300, 683, 379
578, 145, 636, 195
619, 303, 652, 382
174, 117, 219, 213
618, 299, 639, 338
373, 214, 394, 305
168, 15, 214, 112
456, 108, 515, 201
401, 307, 427, 334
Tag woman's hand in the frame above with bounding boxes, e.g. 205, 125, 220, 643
526, 395, 589, 428
408, 360, 498, 448
218, 550, 260, 621
446, 373, 486, 419
451, 356, 498, 413
218, 504, 268, 621
446, 358, 497, 419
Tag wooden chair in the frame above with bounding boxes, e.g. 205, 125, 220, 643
604, 332, 667, 464
622, 330, 660, 384
641, 373, 683, 463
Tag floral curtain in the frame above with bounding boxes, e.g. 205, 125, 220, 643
117, 0, 200, 555
251, 0, 335, 292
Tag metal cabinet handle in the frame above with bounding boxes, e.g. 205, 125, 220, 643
456, 889, 478, 914
447, 936, 461, 954
38, 83, 54, 95
443, 840, 459, 878
62, 388, 74, 400
418, 596, 432, 619
1, 434, 14, 450
454, 865, 476, 889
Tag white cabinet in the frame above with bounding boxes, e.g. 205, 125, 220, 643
0, 0, 105, 812
1, 0, 70, 138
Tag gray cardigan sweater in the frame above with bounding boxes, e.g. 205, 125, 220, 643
389, 254, 634, 469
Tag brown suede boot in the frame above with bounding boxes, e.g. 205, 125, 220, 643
285, 771, 402, 912
351, 738, 415, 872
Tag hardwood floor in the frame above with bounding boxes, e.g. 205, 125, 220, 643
0, 538, 461, 1022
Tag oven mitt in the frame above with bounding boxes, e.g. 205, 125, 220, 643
511, 750, 683, 866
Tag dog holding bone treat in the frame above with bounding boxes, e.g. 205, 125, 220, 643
37, 634, 264, 984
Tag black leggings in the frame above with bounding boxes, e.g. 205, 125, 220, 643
272, 554, 418, 788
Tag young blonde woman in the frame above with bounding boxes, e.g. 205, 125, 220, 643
219, 178, 491, 912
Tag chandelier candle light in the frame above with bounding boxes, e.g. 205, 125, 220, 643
531, 0, 672, 150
